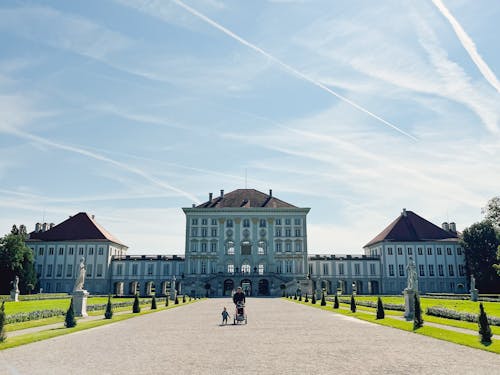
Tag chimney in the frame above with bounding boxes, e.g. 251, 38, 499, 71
220, 189, 224, 198
35, 223, 41, 232
449, 222, 456, 233
402, 208, 407, 217
442, 222, 450, 231
42, 223, 48, 232
49, 223, 54, 229
91, 215, 95, 220
192, 203, 195, 208
209, 192, 213, 202
269, 189, 273, 197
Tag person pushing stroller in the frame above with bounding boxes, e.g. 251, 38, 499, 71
232, 286, 247, 324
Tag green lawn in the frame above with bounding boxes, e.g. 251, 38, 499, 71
4, 297, 136, 315
332, 295, 500, 317
287, 298, 500, 354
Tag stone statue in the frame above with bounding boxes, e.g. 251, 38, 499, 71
470, 274, 476, 290
406, 257, 418, 291
73, 257, 86, 292
12, 275, 19, 292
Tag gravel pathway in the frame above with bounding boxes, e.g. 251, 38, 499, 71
1, 298, 499, 375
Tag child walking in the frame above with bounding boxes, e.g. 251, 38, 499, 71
221, 307, 230, 325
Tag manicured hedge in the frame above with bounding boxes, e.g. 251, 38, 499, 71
337, 298, 405, 311
426, 306, 500, 326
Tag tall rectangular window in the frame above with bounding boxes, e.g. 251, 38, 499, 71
370, 263, 376, 275
243, 219, 250, 227
323, 263, 329, 275
117, 264, 123, 276
210, 242, 217, 252
275, 242, 282, 252
417, 248, 423, 255
447, 248, 452, 255
37, 264, 42, 276
201, 218, 207, 226
49, 247, 54, 255
438, 264, 444, 276
295, 242, 302, 252
227, 264, 234, 274
97, 264, 103, 277
201, 243, 207, 252
86, 264, 93, 277
427, 248, 432, 255
419, 264, 425, 276
211, 219, 217, 226
47, 264, 53, 277
428, 264, 435, 276
191, 228, 198, 237
285, 218, 291, 225
295, 229, 301, 237
437, 248, 442, 255
147, 263, 154, 275
259, 219, 266, 228
275, 228, 282, 237
275, 219, 281, 226
66, 264, 73, 277
294, 218, 301, 225
398, 264, 404, 276
339, 263, 345, 275
192, 218, 198, 225
459, 264, 465, 276
132, 263, 138, 276
285, 243, 292, 252
388, 264, 395, 276
79, 247, 84, 255
88, 248, 94, 255
387, 248, 393, 255
58, 248, 64, 255
211, 228, 217, 237
226, 219, 233, 228
285, 228, 291, 237
69, 247, 74, 255
98, 247, 104, 255
448, 264, 454, 276
56, 264, 62, 277
201, 228, 207, 237
38, 248, 44, 256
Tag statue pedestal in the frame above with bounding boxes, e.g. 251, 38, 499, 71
73, 290, 89, 317
404, 289, 416, 321
470, 289, 478, 302
10, 290, 19, 302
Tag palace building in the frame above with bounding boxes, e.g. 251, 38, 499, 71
25, 189, 467, 297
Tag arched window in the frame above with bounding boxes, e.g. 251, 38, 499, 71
241, 263, 251, 274
258, 264, 264, 275
227, 263, 234, 274
258, 241, 266, 255
227, 241, 235, 255
243, 219, 250, 228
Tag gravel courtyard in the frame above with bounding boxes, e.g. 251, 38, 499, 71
1, 298, 499, 375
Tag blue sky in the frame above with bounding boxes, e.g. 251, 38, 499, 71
1, 0, 499, 254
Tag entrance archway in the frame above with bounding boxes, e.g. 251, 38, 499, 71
258, 279, 269, 295
224, 279, 234, 296
369, 280, 379, 295
241, 279, 252, 296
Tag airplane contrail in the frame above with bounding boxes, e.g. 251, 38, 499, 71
173, 0, 417, 141
432, 0, 500, 94
7, 129, 201, 204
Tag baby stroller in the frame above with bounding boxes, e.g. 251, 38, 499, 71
233, 302, 247, 324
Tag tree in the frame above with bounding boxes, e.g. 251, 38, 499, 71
104, 295, 113, 319
132, 294, 141, 313
413, 294, 423, 329
0, 301, 6, 342
333, 295, 339, 309
151, 296, 157, 310
462, 221, 500, 293
320, 292, 326, 306
0, 233, 37, 294
478, 303, 492, 344
65, 298, 77, 328
484, 196, 500, 227
376, 297, 385, 319
350, 294, 356, 313
495, 245, 500, 276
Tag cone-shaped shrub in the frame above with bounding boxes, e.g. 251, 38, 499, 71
478, 303, 492, 344
293, 294, 297, 300
305, 295, 309, 303
333, 295, 339, 309
104, 295, 113, 319
182, 295, 186, 303
151, 296, 157, 310
376, 297, 385, 319
132, 294, 141, 313
321, 292, 326, 306
65, 298, 77, 328
311, 293, 316, 304
298, 294, 302, 301
165, 296, 169, 307
350, 294, 356, 313
413, 294, 423, 329
175, 296, 179, 305
0, 301, 6, 342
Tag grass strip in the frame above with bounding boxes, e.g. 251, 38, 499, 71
0, 299, 201, 351
285, 298, 500, 354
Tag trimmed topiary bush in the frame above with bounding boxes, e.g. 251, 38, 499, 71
305, 295, 309, 303
478, 303, 492, 344
333, 295, 339, 309
165, 297, 169, 307
376, 297, 385, 319
293, 294, 297, 300
298, 294, 302, 301
413, 294, 423, 329
182, 295, 186, 303
65, 298, 77, 328
311, 293, 316, 304
151, 296, 157, 310
104, 295, 113, 319
175, 296, 179, 305
0, 301, 6, 342
133, 294, 141, 313
321, 292, 326, 306
350, 294, 356, 313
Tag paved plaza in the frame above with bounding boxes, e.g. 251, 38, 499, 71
1, 298, 500, 375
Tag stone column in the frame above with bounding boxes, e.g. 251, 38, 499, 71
404, 288, 415, 320
73, 289, 89, 317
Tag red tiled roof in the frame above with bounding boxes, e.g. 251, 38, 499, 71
197, 189, 296, 208
28, 212, 126, 246
364, 210, 458, 247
